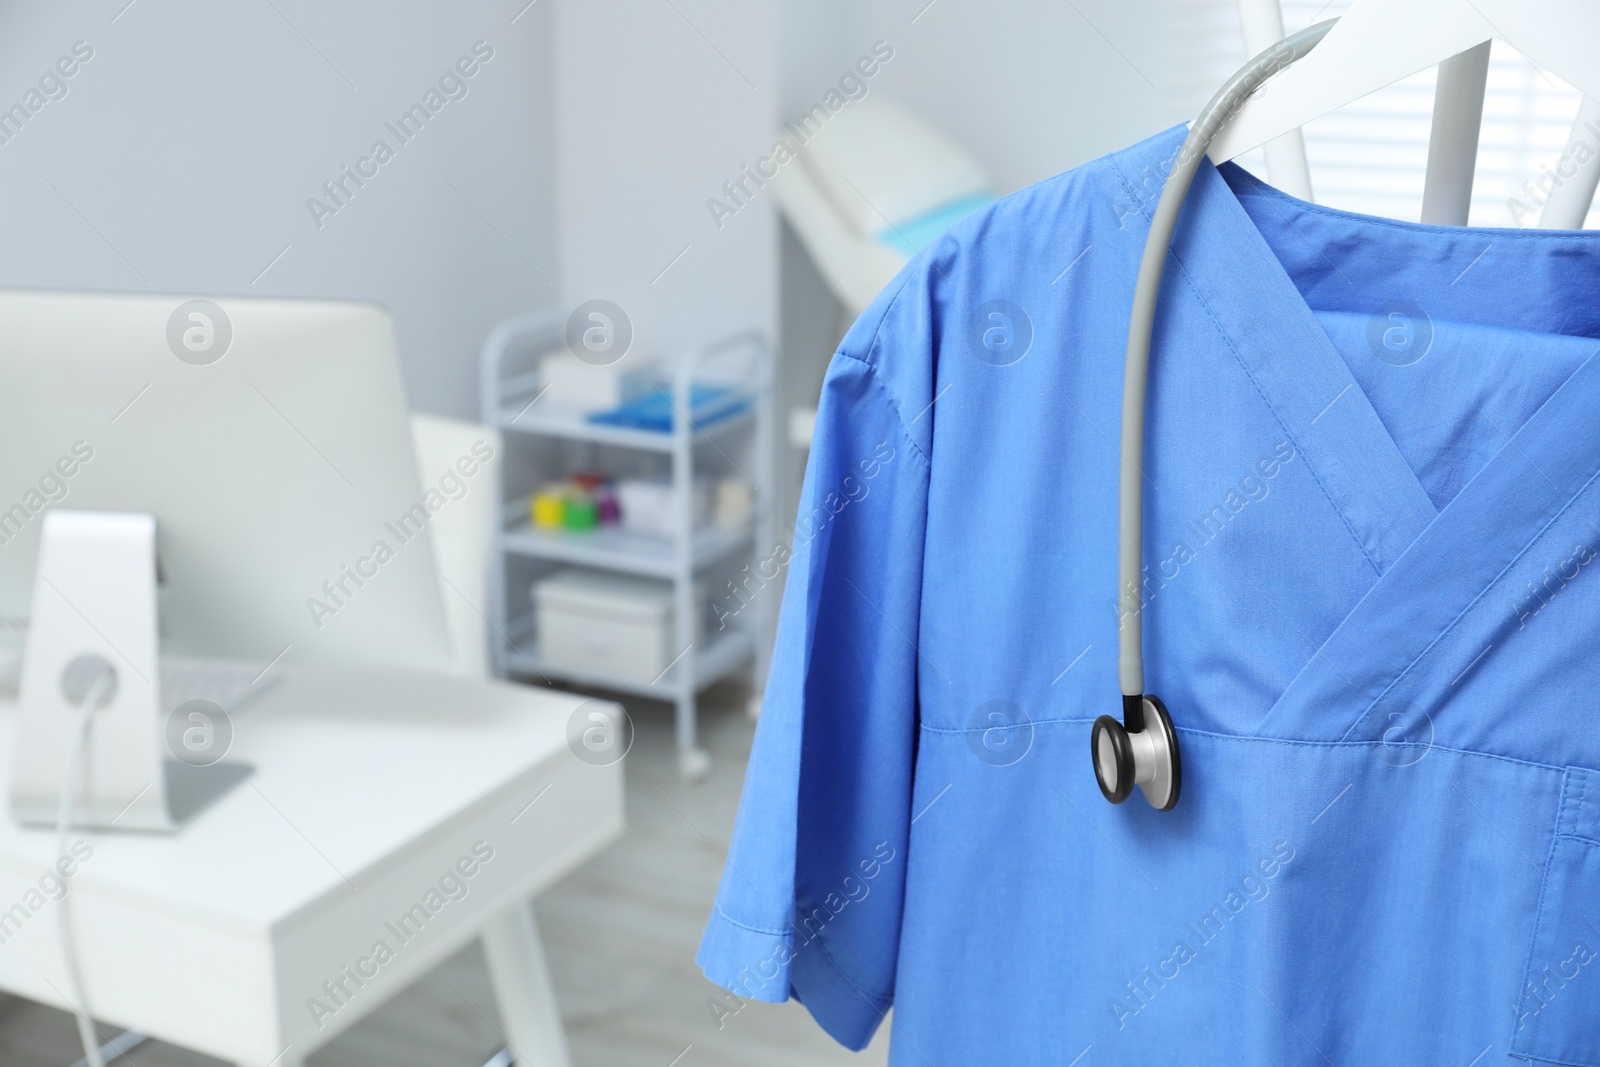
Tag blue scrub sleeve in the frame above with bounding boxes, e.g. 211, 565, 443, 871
696, 344, 930, 1050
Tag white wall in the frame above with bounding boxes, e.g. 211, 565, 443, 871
553, 0, 777, 359
0, 0, 556, 420
777, 0, 1163, 197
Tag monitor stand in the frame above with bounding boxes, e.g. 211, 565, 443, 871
9, 510, 251, 833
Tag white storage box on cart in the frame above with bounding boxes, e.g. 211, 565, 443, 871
534, 567, 703, 682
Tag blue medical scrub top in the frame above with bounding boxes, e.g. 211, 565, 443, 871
698, 124, 1600, 1065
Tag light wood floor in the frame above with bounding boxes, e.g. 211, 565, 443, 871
0, 685, 892, 1066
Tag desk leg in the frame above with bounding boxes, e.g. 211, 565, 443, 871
481, 899, 572, 1067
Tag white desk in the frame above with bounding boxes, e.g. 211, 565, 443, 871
0, 665, 623, 1066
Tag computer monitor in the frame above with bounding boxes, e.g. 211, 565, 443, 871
0, 290, 452, 674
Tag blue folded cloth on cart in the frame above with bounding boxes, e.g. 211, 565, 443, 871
588, 384, 750, 433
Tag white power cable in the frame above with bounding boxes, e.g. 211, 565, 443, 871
56, 669, 113, 1067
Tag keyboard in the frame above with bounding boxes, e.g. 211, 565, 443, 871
0, 648, 279, 713
158, 656, 280, 713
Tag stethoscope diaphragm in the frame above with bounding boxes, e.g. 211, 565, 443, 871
1091, 695, 1180, 812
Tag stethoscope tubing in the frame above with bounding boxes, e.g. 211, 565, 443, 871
1117, 19, 1338, 699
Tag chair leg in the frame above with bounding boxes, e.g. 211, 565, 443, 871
480, 899, 572, 1067
239, 1051, 304, 1067
676, 691, 711, 782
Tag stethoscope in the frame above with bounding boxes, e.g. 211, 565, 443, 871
1092, 19, 1336, 811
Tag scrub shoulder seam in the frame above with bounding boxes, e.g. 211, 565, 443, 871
833, 247, 940, 465
834, 254, 919, 367
834, 332, 934, 468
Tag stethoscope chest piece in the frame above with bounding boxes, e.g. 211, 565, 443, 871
1091, 695, 1181, 811
1104, 20, 1338, 814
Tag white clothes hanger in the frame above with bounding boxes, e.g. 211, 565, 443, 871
1233, 0, 1494, 224
1235, 0, 1314, 201
1540, 95, 1600, 228
1419, 41, 1491, 225
1213, 0, 1600, 225
1214, 0, 1600, 162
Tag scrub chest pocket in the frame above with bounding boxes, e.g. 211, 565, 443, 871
1512, 766, 1600, 1065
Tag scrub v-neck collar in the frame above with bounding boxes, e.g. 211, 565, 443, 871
1154, 153, 1438, 578
1138, 142, 1600, 742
